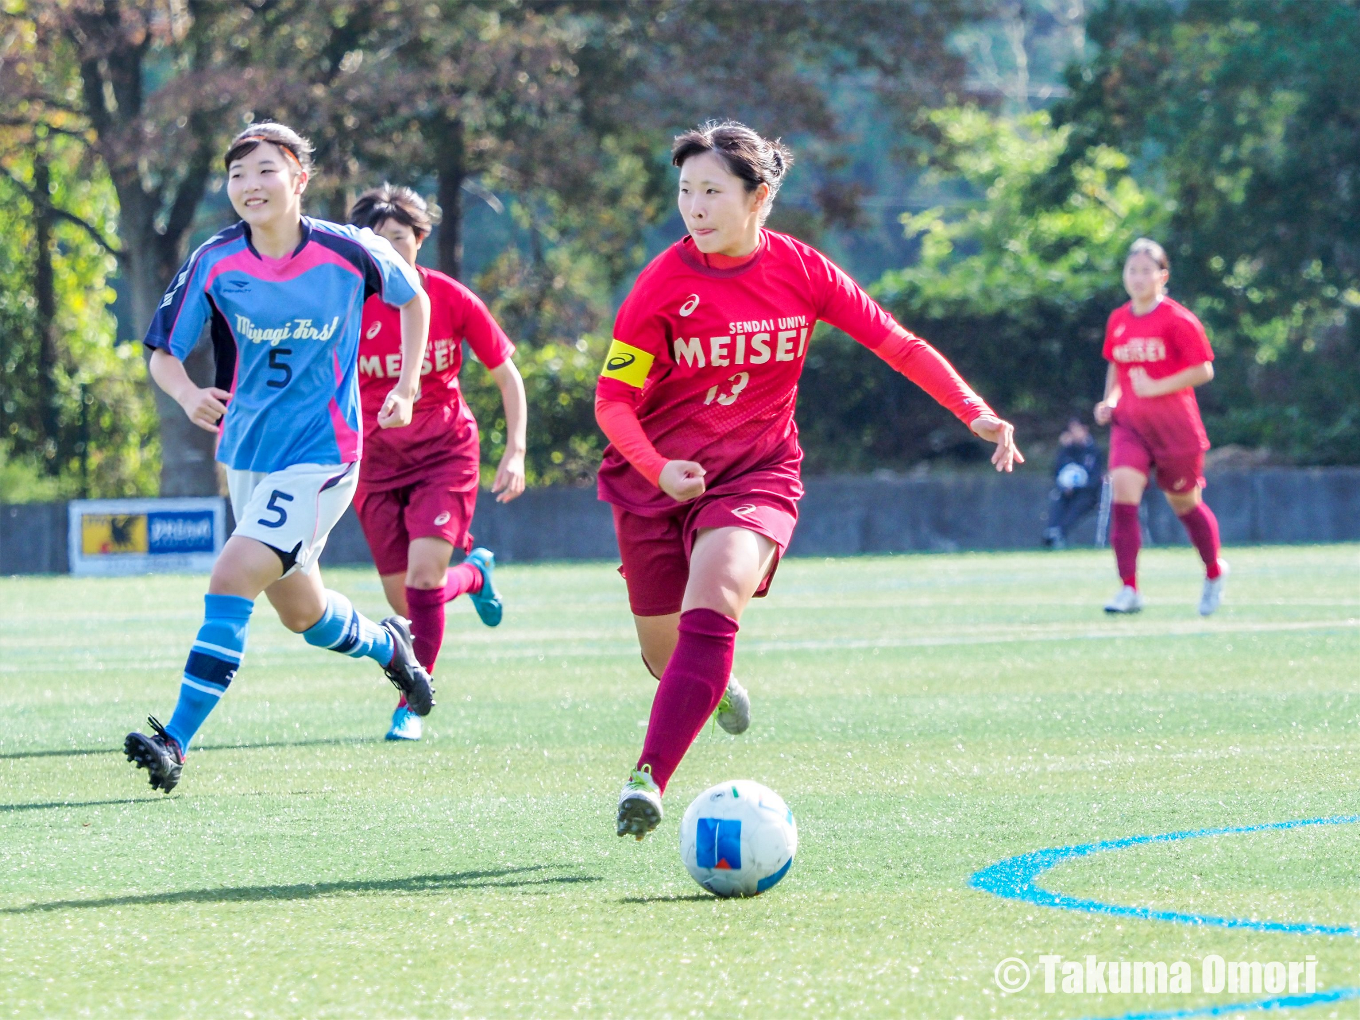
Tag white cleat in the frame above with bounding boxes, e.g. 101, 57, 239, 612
714, 676, 751, 735
1199, 560, 1229, 616
1104, 585, 1144, 614
616, 766, 663, 841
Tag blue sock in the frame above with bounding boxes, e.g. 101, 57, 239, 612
166, 593, 253, 752
303, 590, 394, 666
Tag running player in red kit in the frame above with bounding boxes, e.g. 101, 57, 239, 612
1094, 238, 1224, 616
600, 122, 1023, 839
349, 185, 527, 741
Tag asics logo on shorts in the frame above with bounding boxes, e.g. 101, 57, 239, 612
366, 321, 382, 339
678, 294, 700, 317
731, 504, 760, 518
434, 511, 451, 525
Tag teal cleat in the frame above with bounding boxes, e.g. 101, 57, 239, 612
385, 705, 423, 741
464, 547, 503, 627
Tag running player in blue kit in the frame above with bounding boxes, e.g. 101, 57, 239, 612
124, 123, 434, 793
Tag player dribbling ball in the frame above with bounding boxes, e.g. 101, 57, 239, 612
125, 123, 435, 793
1095, 238, 1226, 616
598, 120, 1023, 840
348, 185, 527, 742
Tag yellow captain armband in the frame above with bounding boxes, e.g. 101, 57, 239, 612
599, 339, 654, 388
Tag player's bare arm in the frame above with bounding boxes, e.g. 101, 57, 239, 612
378, 287, 431, 429
148, 348, 231, 434
1128, 361, 1214, 398
490, 359, 528, 503
1094, 363, 1120, 425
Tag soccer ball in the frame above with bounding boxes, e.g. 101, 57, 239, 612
679, 780, 797, 897
1057, 462, 1090, 491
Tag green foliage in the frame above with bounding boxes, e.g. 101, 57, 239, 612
0, 138, 158, 502
462, 334, 608, 488
798, 107, 1166, 471
1055, 0, 1360, 463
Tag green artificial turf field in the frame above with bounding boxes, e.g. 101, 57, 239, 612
3, 545, 1359, 1019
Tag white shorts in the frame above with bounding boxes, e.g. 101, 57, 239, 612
227, 462, 358, 577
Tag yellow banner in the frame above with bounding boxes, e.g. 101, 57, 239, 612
81, 514, 149, 555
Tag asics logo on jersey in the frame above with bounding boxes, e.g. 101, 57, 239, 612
234, 314, 341, 345
731, 504, 760, 518
606, 353, 636, 370
433, 511, 451, 526
365, 321, 382, 340
678, 294, 700, 317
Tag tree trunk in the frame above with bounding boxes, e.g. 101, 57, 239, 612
31, 151, 60, 468
122, 214, 219, 498
434, 116, 465, 279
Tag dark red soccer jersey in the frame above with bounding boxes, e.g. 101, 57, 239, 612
596, 230, 989, 514
357, 266, 514, 491
1103, 297, 1214, 454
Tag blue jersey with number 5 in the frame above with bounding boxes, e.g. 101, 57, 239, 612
145, 217, 420, 473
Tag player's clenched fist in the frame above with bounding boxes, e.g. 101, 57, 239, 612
377, 386, 415, 429
659, 460, 706, 503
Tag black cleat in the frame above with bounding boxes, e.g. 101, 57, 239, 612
124, 716, 185, 793
381, 616, 435, 716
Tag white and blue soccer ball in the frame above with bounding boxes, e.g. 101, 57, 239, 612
679, 780, 797, 898
1057, 462, 1090, 491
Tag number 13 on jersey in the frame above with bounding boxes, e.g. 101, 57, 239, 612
704, 372, 750, 406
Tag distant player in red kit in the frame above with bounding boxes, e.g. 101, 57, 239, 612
598, 121, 1023, 840
1095, 238, 1224, 616
349, 185, 527, 741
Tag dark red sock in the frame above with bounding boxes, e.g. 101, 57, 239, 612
637, 608, 738, 793
404, 585, 447, 675
1178, 503, 1222, 578
444, 563, 483, 601
1111, 503, 1141, 588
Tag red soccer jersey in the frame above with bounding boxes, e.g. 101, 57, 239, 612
357, 266, 514, 491
1103, 297, 1214, 453
596, 230, 989, 514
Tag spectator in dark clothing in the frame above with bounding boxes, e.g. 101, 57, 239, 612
1045, 419, 1104, 548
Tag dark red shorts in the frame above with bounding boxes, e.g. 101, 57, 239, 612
612, 490, 798, 617
1110, 423, 1206, 494
354, 480, 476, 576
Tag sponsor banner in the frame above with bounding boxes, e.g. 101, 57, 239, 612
68, 498, 226, 576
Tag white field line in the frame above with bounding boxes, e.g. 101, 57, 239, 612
6, 617, 1356, 672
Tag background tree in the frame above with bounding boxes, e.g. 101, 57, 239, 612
1052, 0, 1360, 463
798, 106, 1163, 472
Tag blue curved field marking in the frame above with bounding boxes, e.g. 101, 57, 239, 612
969, 814, 1360, 1019
1079, 984, 1360, 1020
971, 814, 1360, 935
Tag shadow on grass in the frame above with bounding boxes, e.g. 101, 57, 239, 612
0, 797, 166, 814
619, 893, 715, 904
0, 736, 381, 761
4, 866, 602, 914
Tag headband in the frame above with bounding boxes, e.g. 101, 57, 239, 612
234, 136, 303, 170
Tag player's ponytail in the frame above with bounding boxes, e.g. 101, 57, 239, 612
672, 120, 794, 223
